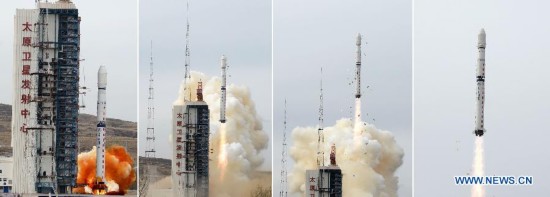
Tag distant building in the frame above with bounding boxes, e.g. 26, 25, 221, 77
0, 157, 13, 193
172, 82, 210, 197
12, 1, 80, 194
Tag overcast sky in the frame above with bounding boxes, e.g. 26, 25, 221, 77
0, 1, 137, 122
415, 0, 550, 196
273, 0, 412, 196
138, 0, 272, 170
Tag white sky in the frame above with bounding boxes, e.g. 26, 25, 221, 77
415, 0, 550, 196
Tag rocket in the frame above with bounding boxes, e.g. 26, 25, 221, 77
355, 33, 362, 98
474, 29, 486, 137
220, 55, 227, 123
96, 66, 107, 181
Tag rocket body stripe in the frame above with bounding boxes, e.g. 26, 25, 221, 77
475, 29, 486, 137
96, 66, 107, 180
220, 55, 227, 123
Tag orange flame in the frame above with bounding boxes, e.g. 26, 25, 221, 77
73, 145, 136, 194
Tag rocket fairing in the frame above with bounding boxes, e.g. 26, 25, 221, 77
96, 66, 107, 181
355, 33, 362, 99
475, 29, 486, 137
220, 55, 227, 123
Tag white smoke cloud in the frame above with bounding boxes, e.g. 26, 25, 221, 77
174, 71, 270, 196
289, 118, 403, 197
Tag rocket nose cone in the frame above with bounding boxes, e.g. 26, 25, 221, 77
356, 33, 362, 45
98, 66, 107, 86
221, 55, 227, 68
98, 65, 107, 74
478, 28, 486, 46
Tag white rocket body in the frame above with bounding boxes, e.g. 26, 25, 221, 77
475, 29, 486, 137
220, 55, 227, 123
96, 66, 107, 181
355, 33, 362, 98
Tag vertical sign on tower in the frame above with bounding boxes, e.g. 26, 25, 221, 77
12, 9, 38, 194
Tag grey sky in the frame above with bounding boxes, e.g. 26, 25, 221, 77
273, 0, 412, 196
138, 0, 272, 170
0, 0, 137, 122
415, 0, 550, 196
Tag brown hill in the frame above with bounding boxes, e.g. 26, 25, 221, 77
0, 103, 136, 160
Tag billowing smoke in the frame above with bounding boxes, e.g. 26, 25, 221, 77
289, 117, 403, 197
471, 138, 484, 197
174, 71, 270, 196
73, 145, 137, 194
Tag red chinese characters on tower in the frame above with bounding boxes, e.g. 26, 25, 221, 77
22, 52, 31, 61
22, 65, 30, 75
22, 22, 32, 32
21, 109, 29, 119
21, 94, 31, 104
21, 80, 31, 89
20, 123, 28, 133
22, 37, 32, 47
309, 176, 316, 197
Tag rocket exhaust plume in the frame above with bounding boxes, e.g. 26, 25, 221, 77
73, 146, 137, 195
218, 56, 228, 181
174, 71, 269, 196
472, 28, 486, 197
471, 138, 484, 197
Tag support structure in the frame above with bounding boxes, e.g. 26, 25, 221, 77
306, 144, 342, 197
279, 100, 288, 197
12, 1, 80, 194
172, 82, 209, 197
141, 41, 156, 197
183, 0, 191, 102
317, 68, 325, 167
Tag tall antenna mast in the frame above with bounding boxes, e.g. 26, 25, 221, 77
145, 40, 156, 157
280, 100, 288, 197
141, 41, 156, 197
317, 67, 325, 166
183, 0, 191, 101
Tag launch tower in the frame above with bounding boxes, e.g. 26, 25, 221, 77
12, 0, 80, 194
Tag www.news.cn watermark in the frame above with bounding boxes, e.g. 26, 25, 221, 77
455, 176, 533, 185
